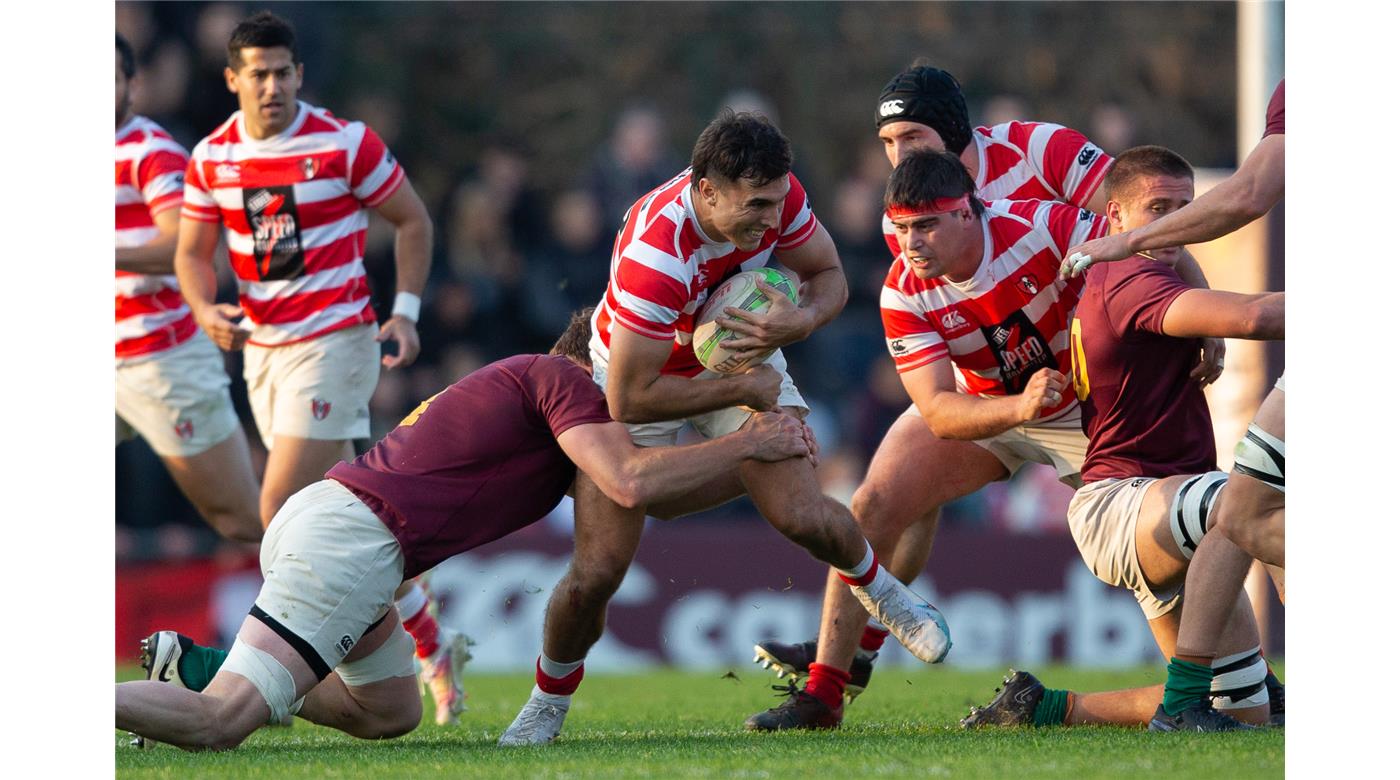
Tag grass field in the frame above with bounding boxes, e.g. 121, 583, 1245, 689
116, 664, 1283, 778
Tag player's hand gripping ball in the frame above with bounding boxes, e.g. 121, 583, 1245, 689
692, 268, 799, 374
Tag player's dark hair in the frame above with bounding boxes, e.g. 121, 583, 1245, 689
116, 33, 136, 79
1105, 145, 1195, 201
550, 307, 595, 366
227, 10, 300, 69
875, 65, 972, 156
690, 110, 793, 188
884, 149, 985, 217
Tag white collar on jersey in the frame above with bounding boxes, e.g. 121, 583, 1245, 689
236, 100, 309, 147
942, 214, 995, 292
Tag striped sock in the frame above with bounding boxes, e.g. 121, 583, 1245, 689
835, 544, 878, 587
536, 653, 585, 695
398, 584, 441, 659
858, 621, 889, 659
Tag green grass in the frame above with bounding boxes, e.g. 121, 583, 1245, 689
116, 665, 1282, 778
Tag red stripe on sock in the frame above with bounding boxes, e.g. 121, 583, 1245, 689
402, 606, 441, 659
803, 663, 851, 710
536, 658, 585, 695
859, 625, 889, 653
836, 553, 880, 587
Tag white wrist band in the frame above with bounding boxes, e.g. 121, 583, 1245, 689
392, 291, 421, 322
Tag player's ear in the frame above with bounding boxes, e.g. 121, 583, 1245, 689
224, 66, 238, 94
294, 63, 304, 89
1106, 199, 1124, 229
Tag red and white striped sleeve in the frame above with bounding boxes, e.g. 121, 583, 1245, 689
349, 124, 406, 207
609, 217, 693, 341
180, 146, 220, 223
1007, 121, 1113, 208
775, 173, 819, 251
1038, 201, 1109, 256
879, 270, 948, 373
135, 144, 189, 216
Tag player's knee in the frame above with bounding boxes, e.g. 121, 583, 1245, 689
565, 559, 630, 604
850, 484, 910, 541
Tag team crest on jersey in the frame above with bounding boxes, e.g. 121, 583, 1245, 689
311, 398, 332, 421
300, 157, 319, 180
244, 185, 306, 281
1019, 275, 1039, 295
173, 420, 194, 440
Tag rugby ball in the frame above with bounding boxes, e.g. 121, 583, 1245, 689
692, 268, 800, 374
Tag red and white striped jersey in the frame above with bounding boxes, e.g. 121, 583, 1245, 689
182, 102, 404, 347
882, 121, 1111, 258
116, 115, 196, 362
590, 169, 819, 377
880, 199, 1107, 419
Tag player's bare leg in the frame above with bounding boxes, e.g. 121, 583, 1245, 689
259, 436, 355, 526
391, 576, 471, 725
296, 610, 422, 739
748, 417, 1002, 730
160, 430, 263, 542
1217, 388, 1285, 566
502, 473, 649, 746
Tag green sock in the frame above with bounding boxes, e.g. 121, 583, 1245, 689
1162, 657, 1214, 716
1031, 688, 1069, 727
177, 643, 230, 692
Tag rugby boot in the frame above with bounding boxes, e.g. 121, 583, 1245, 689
960, 669, 1045, 728
499, 686, 571, 745
744, 681, 843, 731
1149, 700, 1257, 732
421, 628, 473, 725
848, 568, 952, 663
1264, 671, 1284, 727
128, 631, 193, 748
752, 639, 876, 700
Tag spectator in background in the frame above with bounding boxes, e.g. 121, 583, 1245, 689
586, 104, 683, 223
523, 190, 614, 345
1091, 102, 1138, 154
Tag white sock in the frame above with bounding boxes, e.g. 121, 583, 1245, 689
396, 582, 429, 620
837, 542, 876, 582
539, 652, 584, 680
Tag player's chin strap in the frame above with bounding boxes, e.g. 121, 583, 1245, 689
1233, 423, 1285, 493
1169, 471, 1229, 560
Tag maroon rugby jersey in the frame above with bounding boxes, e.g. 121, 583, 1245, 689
1071, 257, 1216, 482
328, 354, 612, 578
1264, 80, 1284, 137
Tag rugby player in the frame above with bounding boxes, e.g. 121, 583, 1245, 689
116, 311, 818, 751
1062, 82, 1287, 733
750, 65, 1222, 710
116, 33, 262, 544
495, 110, 954, 744
961, 146, 1283, 730
171, 11, 465, 725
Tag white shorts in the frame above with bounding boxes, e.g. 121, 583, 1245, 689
591, 348, 808, 447
115, 333, 240, 457
1066, 476, 1181, 620
243, 324, 378, 450
253, 479, 407, 678
901, 403, 1087, 488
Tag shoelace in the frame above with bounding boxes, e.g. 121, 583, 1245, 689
511, 698, 564, 735
769, 679, 801, 699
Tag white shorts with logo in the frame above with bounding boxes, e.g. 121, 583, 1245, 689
1066, 476, 1181, 620
243, 324, 378, 450
900, 402, 1087, 488
255, 479, 408, 675
115, 333, 240, 457
591, 347, 808, 447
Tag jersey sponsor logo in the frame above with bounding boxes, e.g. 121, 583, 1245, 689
311, 398, 332, 421
300, 157, 319, 180
1077, 148, 1098, 166
879, 99, 906, 117
1019, 275, 1039, 295
214, 163, 240, 183
941, 310, 970, 331
173, 420, 194, 441
980, 309, 1056, 394
244, 185, 306, 281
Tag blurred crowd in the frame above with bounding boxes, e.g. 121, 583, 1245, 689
115, 1, 1242, 561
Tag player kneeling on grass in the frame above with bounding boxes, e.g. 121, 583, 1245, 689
961, 146, 1283, 730
116, 309, 816, 751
